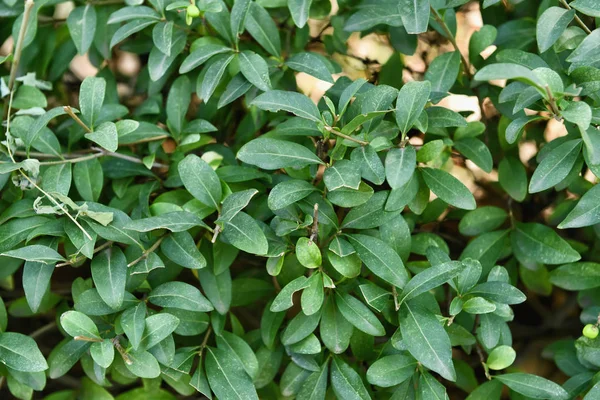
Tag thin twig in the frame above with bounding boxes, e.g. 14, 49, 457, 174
211, 225, 221, 243
30, 321, 57, 339
309, 203, 319, 242
559, 0, 592, 34
63, 106, 92, 133
430, 6, 472, 80
56, 241, 113, 267
127, 236, 165, 267
90, 147, 169, 169
544, 85, 562, 120
8, 0, 35, 92
327, 127, 369, 145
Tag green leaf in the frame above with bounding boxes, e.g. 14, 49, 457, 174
286, 52, 334, 83
498, 157, 527, 202
90, 339, 114, 369
486, 345, 516, 370
251, 91, 321, 122
47, 338, 90, 378
558, 184, 600, 228
453, 138, 493, 173
462, 297, 496, 314
341, 191, 395, 229
121, 302, 147, 350
536, 7, 575, 53
198, 53, 235, 102
512, 222, 580, 265
198, 268, 231, 315
268, 179, 317, 210
0, 332, 48, 372
421, 167, 476, 210
110, 20, 157, 49
288, 0, 312, 28
385, 146, 416, 189
567, 29, 600, 67
60, 311, 101, 339
330, 357, 370, 400
474, 63, 543, 88
67, 5, 97, 55
237, 138, 324, 169
271, 276, 309, 312
366, 354, 417, 387
1, 245, 64, 264
296, 237, 322, 269
562, 101, 592, 130
230, 0, 252, 42
141, 313, 179, 349
320, 297, 353, 354
161, 231, 207, 269
180, 44, 233, 73
494, 373, 569, 400
179, 154, 222, 209
426, 107, 468, 128
166, 75, 191, 137
571, 0, 600, 16
324, 160, 361, 191
351, 145, 385, 185
399, 302, 456, 381
425, 51, 461, 96
125, 351, 161, 378
152, 21, 174, 56
347, 233, 409, 288
399, 0, 430, 34
459, 206, 508, 236
245, 3, 281, 57
22, 261, 53, 313
238, 50, 271, 91
529, 139, 582, 193
73, 158, 103, 202
148, 281, 214, 312
108, 6, 161, 23
398, 261, 462, 305
85, 121, 118, 152
218, 189, 259, 222
205, 346, 259, 400
335, 292, 385, 336
125, 211, 208, 232
42, 163, 72, 196
419, 371, 449, 399
91, 246, 127, 309
395, 81, 431, 135
79, 77, 105, 129
221, 211, 268, 255
468, 282, 526, 304
549, 262, 600, 290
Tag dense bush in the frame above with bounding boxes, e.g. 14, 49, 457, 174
1, 0, 600, 398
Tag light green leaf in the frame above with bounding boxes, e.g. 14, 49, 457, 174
22, 261, 53, 313
230, 0, 252, 42
152, 21, 173, 56
121, 302, 147, 350
141, 313, 179, 349
125, 351, 161, 378
198, 53, 235, 101
218, 189, 259, 222
90, 339, 114, 369
468, 281, 526, 304
399, 0, 430, 34
366, 354, 417, 387
268, 179, 317, 210
571, 0, 600, 17
385, 146, 416, 189
453, 138, 492, 173
125, 211, 209, 232
474, 63, 543, 88
459, 206, 508, 236
324, 160, 361, 191
549, 262, 600, 290
537, 7, 575, 53
179, 44, 233, 73
486, 345, 516, 370
245, 3, 281, 57
330, 357, 370, 400
559, 184, 600, 228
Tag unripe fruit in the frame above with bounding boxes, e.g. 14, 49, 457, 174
187, 4, 200, 17
583, 324, 599, 339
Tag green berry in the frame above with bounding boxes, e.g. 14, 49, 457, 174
187, 4, 200, 17
583, 324, 599, 339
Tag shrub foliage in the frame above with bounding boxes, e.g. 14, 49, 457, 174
1, 0, 600, 398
